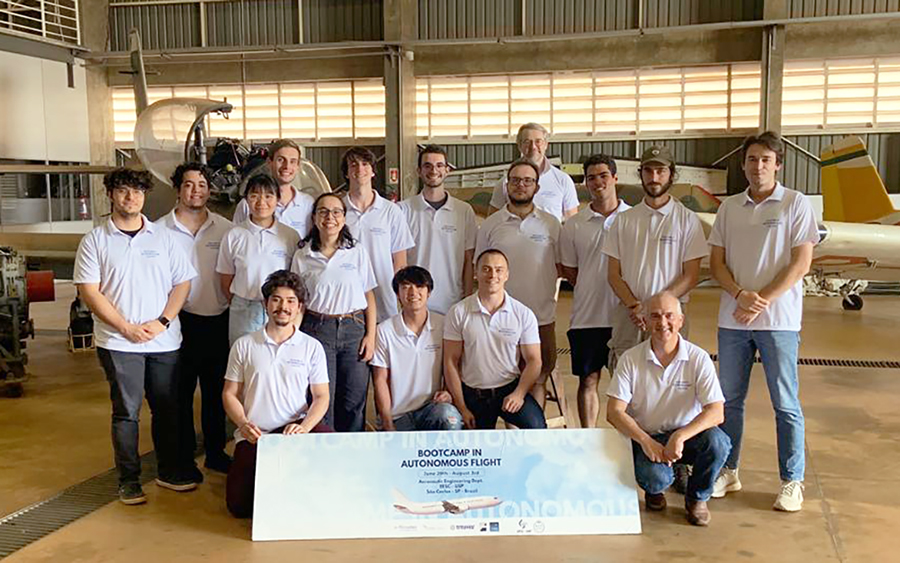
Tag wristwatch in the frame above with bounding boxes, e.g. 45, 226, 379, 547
157, 315, 171, 329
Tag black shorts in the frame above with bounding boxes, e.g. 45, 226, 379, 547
567, 327, 613, 377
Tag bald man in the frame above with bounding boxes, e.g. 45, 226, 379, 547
606, 292, 731, 527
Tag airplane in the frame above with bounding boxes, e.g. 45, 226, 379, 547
391, 488, 502, 516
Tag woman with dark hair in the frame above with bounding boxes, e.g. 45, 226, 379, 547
217, 174, 300, 344
291, 193, 377, 432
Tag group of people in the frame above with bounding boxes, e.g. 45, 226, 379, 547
74, 123, 817, 528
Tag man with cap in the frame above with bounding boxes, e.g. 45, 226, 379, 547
488, 123, 579, 222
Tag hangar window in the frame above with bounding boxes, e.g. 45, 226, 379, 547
111, 79, 386, 146
416, 63, 761, 140
782, 57, 900, 130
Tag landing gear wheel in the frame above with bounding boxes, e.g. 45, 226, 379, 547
842, 294, 864, 311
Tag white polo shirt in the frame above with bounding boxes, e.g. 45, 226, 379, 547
399, 193, 478, 315
73, 216, 197, 353
709, 183, 819, 331
607, 337, 724, 435
225, 327, 329, 443
602, 197, 708, 302
233, 187, 315, 238
291, 244, 377, 315
343, 191, 415, 323
215, 219, 300, 301
475, 207, 560, 325
372, 312, 445, 418
490, 162, 579, 221
157, 209, 232, 316
560, 201, 631, 329
444, 292, 540, 390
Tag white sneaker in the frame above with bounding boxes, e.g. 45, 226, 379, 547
773, 480, 804, 512
712, 468, 742, 498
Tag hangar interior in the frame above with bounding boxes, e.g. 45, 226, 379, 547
1, 0, 899, 561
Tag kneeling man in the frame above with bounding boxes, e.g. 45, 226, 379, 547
222, 270, 331, 518
372, 266, 463, 431
606, 292, 731, 526
443, 249, 546, 430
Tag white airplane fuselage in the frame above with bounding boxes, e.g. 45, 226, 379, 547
394, 496, 502, 516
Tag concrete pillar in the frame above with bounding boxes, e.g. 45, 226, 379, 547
760, 24, 785, 134
383, 0, 417, 201
81, 0, 113, 224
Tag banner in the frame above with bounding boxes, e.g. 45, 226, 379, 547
252, 428, 641, 541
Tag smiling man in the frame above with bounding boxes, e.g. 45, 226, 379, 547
606, 291, 731, 527
222, 270, 332, 518
233, 139, 315, 237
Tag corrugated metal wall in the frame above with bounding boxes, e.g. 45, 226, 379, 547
109, 2, 200, 51
303, 0, 384, 43
642, 0, 762, 27
419, 0, 521, 39
207, 0, 299, 47
524, 0, 637, 34
788, 0, 900, 18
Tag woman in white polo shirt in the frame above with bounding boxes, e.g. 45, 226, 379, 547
291, 193, 377, 432
217, 174, 300, 345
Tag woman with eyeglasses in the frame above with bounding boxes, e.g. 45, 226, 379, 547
217, 174, 301, 345
291, 193, 377, 432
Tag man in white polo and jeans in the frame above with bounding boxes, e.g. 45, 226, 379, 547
709, 132, 819, 512
489, 122, 579, 221
400, 144, 477, 315
443, 249, 546, 430
372, 266, 463, 431
476, 159, 561, 408
75, 168, 197, 505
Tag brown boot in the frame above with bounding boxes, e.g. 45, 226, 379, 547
645, 492, 667, 511
685, 499, 711, 526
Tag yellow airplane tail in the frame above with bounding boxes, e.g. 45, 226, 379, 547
821, 135, 898, 224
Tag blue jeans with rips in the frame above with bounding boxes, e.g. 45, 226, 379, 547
717, 328, 805, 482
631, 427, 731, 501
391, 402, 464, 431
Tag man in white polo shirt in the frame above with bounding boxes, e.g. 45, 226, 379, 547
222, 270, 331, 518
709, 132, 819, 512
607, 292, 731, 527
444, 249, 546, 430
560, 154, 630, 428
233, 139, 315, 237
372, 266, 463, 431
341, 146, 415, 323
476, 159, 561, 407
399, 145, 477, 315
158, 162, 234, 478
602, 145, 709, 373
489, 122, 579, 221
75, 168, 197, 505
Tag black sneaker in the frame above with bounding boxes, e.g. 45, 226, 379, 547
156, 474, 199, 492
673, 464, 692, 495
204, 453, 233, 474
186, 464, 205, 484
118, 483, 147, 505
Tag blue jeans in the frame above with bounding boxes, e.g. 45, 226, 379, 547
392, 402, 464, 431
97, 348, 181, 486
462, 380, 547, 430
300, 312, 369, 432
228, 296, 266, 346
631, 427, 731, 501
718, 328, 805, 481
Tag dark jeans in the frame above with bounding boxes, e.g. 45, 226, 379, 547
97, 347, 180, 486
178, 310, 230, 463
226, 421, 333, 518
300, 312, 369, 432
462, 379, 547, 430
631, 427, 732, 501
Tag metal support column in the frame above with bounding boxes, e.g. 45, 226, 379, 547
760, 24, 785, 134
383, 0, 418, 201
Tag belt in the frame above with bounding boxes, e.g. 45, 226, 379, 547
306, 309, 364, 320
464, 379, 517, 399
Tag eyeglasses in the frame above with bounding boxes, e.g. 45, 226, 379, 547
316, 208, 345, 218
421, 162, 448, 171
508, 176, 537, 187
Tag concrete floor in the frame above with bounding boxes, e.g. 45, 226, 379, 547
1, 282, 897, 561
